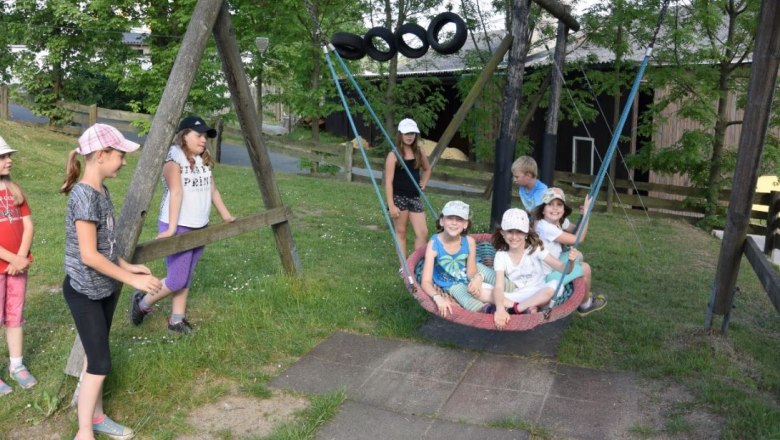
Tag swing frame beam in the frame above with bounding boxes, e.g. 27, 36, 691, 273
65, 0, 301, 377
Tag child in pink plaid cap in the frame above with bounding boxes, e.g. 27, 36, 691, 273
61, 123, 162, 440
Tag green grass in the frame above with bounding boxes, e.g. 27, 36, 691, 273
0, 120, 779, 438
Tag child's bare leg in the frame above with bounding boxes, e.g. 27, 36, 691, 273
582, 262, 593, 300
6, 326, 22, 358
513, 287, 554, 312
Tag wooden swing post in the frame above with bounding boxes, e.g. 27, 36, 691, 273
706, 0, 780, 332
66, 0, 301, 377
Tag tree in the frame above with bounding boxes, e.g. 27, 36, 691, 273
8, 0, 138, 122
633, 0, 776, 226
0, 2, 16, 84
118, 0, 230, 124
364, 0, 446, 135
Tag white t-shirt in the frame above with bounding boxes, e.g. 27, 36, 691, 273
493, 247, 550, 292
159, 145, 212, 228
534, 218, 571, 260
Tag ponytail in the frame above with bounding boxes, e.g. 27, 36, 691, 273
60, 149, 82, 194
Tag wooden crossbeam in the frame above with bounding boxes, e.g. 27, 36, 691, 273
131, 208, 292, 264
744, 236, 780, 313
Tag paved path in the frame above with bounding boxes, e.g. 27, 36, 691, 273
271, 331, 660, 440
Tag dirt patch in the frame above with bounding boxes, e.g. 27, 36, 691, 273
176, 390, 308, 440
636, 378, 723, 439
10, 411, 71, 440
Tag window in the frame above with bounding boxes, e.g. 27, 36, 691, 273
572, 136, 595, 189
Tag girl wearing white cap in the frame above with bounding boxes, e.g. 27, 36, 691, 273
384, 118, 431, 257
61, 124, 162, 440
0, 135, 37, 395
532, 187, 606, 316
420, 200, 493, 316
488, 208, 579, 330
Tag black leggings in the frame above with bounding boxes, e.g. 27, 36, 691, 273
63, 276, 119, 375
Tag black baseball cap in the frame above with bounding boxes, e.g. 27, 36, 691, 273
178, 116, 217, 138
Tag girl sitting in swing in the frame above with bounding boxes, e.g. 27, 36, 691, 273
532, 187, 606, 316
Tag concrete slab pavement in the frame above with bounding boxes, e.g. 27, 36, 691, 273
271, 331, 654, 439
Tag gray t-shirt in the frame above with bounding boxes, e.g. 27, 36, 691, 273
64, 183, 119, 299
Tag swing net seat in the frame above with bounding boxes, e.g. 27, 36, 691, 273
404, 233, 587, 331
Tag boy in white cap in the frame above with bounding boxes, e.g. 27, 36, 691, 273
384, 118, 431, 258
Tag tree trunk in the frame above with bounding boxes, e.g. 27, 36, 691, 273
385, 56, 398, 132
490, 0, 531, 229
310, 46, 321, 143
705, 70, 730, 221
704, 0, 739, 223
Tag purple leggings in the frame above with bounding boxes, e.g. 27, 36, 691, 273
159, 221, 205, 291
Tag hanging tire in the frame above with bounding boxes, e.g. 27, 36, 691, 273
364, 26, 397, 62
332, 32, 366, 60
427, 12, 467, 55
395, 23, 429, 59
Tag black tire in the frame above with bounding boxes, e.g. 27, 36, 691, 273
426, 12, 468, 55
364, 26, 397, 62
331, 32, 366, 60
395, 23, 429, 59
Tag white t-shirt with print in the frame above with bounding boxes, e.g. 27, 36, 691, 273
493, 247, 550, 294
534, 218, 571, 260
159, 145, 212, 228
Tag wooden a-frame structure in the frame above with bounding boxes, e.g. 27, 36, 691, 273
65, 0, 301, 376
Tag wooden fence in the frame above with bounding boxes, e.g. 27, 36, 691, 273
4, 95, 779, 259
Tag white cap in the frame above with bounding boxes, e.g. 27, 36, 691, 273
398, 118, 420, 134
441, 200, 470, 219
0, 135, 18, 156
501, 208, 529, 233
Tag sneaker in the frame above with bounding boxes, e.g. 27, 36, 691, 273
129, 290, 149, 326
578, 294, 608, 317
10, 365, 37, 389
92, 415, 135, 440
0, 378, 11, 395
167, 318, 193, 335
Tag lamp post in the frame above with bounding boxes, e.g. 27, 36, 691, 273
255, 37, 269, 133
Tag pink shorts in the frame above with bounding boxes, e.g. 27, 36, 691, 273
0, 272, 27, 328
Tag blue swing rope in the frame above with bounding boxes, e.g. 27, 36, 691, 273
328, 49, 438, 220
321, 44, 416, 284
548, 0, 671, 310
302, 0, 434, 285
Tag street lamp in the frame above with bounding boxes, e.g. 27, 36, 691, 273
255, 37, 269, 133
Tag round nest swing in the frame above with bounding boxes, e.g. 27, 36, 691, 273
404, 233, 587, 331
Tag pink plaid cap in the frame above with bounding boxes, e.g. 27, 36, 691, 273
77, 124, 140, 155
